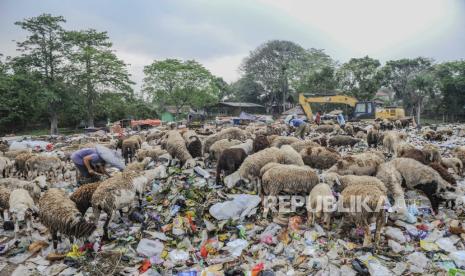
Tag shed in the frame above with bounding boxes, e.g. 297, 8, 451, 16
207, 102, 265, 116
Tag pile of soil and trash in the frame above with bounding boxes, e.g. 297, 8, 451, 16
1, 121, 465, 276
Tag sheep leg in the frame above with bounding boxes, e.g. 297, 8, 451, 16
93, 208, 101, 225
52, 231, 58, 252
102, 211, 114, 241
3, 210, 9, 221
323, 213, 331, 230
374, 212, 385, 249
307, 211, 313, 226
26, 218, 33, 241
362, 225, 372, 247
13, 220, 19, 240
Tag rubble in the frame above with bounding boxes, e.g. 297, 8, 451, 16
0, 121, 465, 275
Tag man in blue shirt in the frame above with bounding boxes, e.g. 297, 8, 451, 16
289, 117, 309, 139
71, 148, 109, 183
337, 113, 346, 127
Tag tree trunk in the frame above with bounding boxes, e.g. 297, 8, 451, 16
50, 111, 58, 135
416, 104, 421, 126
86, 56, 95, 128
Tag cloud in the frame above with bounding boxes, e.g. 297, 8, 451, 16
201, 53, 247, 83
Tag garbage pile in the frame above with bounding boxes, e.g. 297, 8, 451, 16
0, 121, 465, 276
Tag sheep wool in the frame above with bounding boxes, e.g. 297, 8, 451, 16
209, 139, 242, 160
290, 140, 320, 153
165, 130, 194, 167
204, 127, 246, 152
327, 152, 384, 176
306, 183, 335, 229
441, 157, 463, 175
261, 164, 319, 197
252, 135, 270, 153
278, 145, 305, 166
39, 189, 96, 250
216, 148, 247, 184
230, 139, 254, 155
328, 135, 360, 148
323, 172, 387, 194
300, 146, 340, 170
239, 147, 283, 181
70, 182, 101, 215
270, 136, 300, 148
340, 183, 386, 247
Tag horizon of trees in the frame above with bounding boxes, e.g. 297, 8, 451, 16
1, 13, 464, 134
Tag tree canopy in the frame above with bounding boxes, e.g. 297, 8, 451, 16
142, 59, 219, 117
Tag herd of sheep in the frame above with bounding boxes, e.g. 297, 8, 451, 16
0, 118, 464, 258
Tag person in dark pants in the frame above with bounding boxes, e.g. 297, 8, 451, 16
71, 148, 109, 185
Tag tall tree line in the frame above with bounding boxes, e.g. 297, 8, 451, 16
0, 14, 152, 134
234, 40, 465, 124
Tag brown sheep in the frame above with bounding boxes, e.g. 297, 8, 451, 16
429, 162, 456, 185
383, 131, 406, 155
216, 148, 247, 184
290, 140, 320, 153
452, 146, 465, 169
122, 136, 141, 164
135, 148, 168, 162
397, 147, 428, 164
441, 157, 463, 176
328, 135, 360, 148
209, 139, 242, 160
253, 135, 270, 153
322, 172, 388, 194
70, 182, 101, 215
204, 127, 246, 152
315, 125, 337, 134
269, 136, 300, 148
300, 146, 340, 170
39, 189, 96, 251
423, 144, 442, 163
327, 152, 384, 176
367, 128, 380, 148
14, 152, 35, 178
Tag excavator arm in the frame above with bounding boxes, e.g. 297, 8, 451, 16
298, 93, 358, 120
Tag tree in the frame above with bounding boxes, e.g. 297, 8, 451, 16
64, 29, 134, 127
214, 77, 231, 101
291, 48, 336, 94
229, 74, 265, 103
435, 61, 465, 121
336, 56, 382, 100
14, 14, 68, 134
242, 40, 307, 111
143, 59, 219, 118
381, 57, 434, 123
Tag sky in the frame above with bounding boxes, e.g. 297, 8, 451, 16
1, 0, 464, 92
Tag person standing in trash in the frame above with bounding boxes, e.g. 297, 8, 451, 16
315, 111, 322, 125
289, 117, 309, 139
71, 148, 109, 184
337, 112, 346, 127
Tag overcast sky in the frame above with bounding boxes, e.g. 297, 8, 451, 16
1, 0, 464, 91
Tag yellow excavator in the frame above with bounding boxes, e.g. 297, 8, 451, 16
298, 93, 406, 121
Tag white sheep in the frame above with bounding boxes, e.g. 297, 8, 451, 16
9, 189, 36, 240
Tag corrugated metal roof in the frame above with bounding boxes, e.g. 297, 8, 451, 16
218, 102, 264, 108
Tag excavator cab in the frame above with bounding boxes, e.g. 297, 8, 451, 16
351, 101, 376, 120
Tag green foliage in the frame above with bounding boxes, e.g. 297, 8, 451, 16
336, 56, 382, 100
64, 29, 134, 127
143, 59, 219, 117
242, 40, 307, 108
14, 14, 68, 134
229, 74, 265, 103
435, 61, 465, 119
381, 57, 435, 123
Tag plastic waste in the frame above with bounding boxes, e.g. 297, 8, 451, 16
385, 226, 406, 244
450, 251, 465, 268
436, 237, 457, 253
169, 249, 189, 263
367, 260, 393, 276
388, 239, 404, 253
407, 252, 429, 273
351, 259, 369, 276
136, 239, 164, 258
225, 239, 248, 257
194, 166, 210, 178
224, 171, 241, 188
209, 194, 261, 220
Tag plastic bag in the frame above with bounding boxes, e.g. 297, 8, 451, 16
136, 239, 164, 258
209, 194, 261, 220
